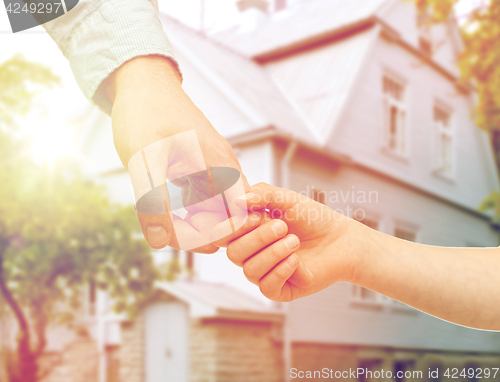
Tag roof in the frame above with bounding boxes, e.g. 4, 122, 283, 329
162, 15, 321, 144
157, 280, 284, 322
210, 0, 390, 58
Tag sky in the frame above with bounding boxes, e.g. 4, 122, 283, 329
0, 0, 486, 171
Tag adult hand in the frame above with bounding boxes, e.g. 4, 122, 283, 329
105, 56, 250, 252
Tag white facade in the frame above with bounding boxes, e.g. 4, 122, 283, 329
69, 0, 500, 356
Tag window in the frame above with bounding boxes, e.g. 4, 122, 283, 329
464, 363, 480, 382
186, 251, 194, 271
394, 227, 416, 242
352, 284, 392, 305
394, 360, 416, 382
310, 189, 326, 204
419, 36, 433, 56
383, 75, 407, 156
352, 285, 379, 303
417, 9, 433, 56
274, 0, 287, 11
358, 359, 383, 382
433, 105, 453, 177
106, 346, 120, 382
355, 216, 379, 230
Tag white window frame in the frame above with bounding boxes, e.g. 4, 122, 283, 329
351, 285, 392, 306
393, 219, 419, 243
433, 103, 454, 179
310, 188, 327, 205
383, 73, 408, 157
273, 0, 287, 11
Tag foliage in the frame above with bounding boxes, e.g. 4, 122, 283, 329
416, 0, 500, 131
0, 55, 59, 128
478, 190, 500, 223
0, 57, 172, 381
415, 1, 500, 218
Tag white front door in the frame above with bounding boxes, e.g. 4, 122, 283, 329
145, 301, 189, 382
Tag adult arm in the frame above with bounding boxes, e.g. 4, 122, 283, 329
43, 1, 249, 250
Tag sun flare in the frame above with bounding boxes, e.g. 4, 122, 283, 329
30, 126, 76, 163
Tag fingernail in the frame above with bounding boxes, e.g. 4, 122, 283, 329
247, 213, 260, 226
272, 220, 287, 236
286, 255, 297, 267
284, 235, 299, 249
237, 193, 256, 201
306, 267, 314, 280
146, 226, 168, 247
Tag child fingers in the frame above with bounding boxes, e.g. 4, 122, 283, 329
258, 254, 299, 302
288, 261, 315, 289
211, 213, 261, 248
226, 219, 288, 267
242, 234, 300, 285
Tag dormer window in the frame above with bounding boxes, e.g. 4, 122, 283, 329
433, 104, 454, 178
383, 74, 407, 156
416, 9, 433, 56
275, 0, 287, 11
419, 36, 433, 56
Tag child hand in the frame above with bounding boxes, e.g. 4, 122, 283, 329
212, 183, 362, 302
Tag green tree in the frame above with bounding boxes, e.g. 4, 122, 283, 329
0, 57, 165, 382
416, 0, 500, 217
416, 0, 500, 130
0, 54, 59, 128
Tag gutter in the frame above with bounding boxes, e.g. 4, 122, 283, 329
280, 141, 298, 382
227, 129, 496, 226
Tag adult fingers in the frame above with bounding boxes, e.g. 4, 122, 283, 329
135, 192, 175, 250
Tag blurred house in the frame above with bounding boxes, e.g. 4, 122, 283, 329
3, 0, 500, 381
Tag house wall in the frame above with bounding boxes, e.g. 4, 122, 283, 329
117, 313, 283, 382
380, 0, 461, 76
119, 315, 146, 382
194, 140, 276, 300
195, 319, 283, 382
286, 159, 500, 351
330, 35, 499, 212
40, 337, 99, 382
290, 343, 500, 382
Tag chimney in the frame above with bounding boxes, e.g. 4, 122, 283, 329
237, 0, 270, 13
237, 0, 269, 32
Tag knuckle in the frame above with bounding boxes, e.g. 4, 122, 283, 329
226, 244, 241, 266
259, 280, 273, 299
272, 267, 288, 281
255, 227, 267, 245
269, 243, 284, 262
254, 182, 266, 189
243, 262, 257, 281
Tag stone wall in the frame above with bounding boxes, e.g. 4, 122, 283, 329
119, 315, 146, 382
117, 315, 283, 382
41, 338, 99, 382
202, 319, 283, 382
290, 342, 500, 382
